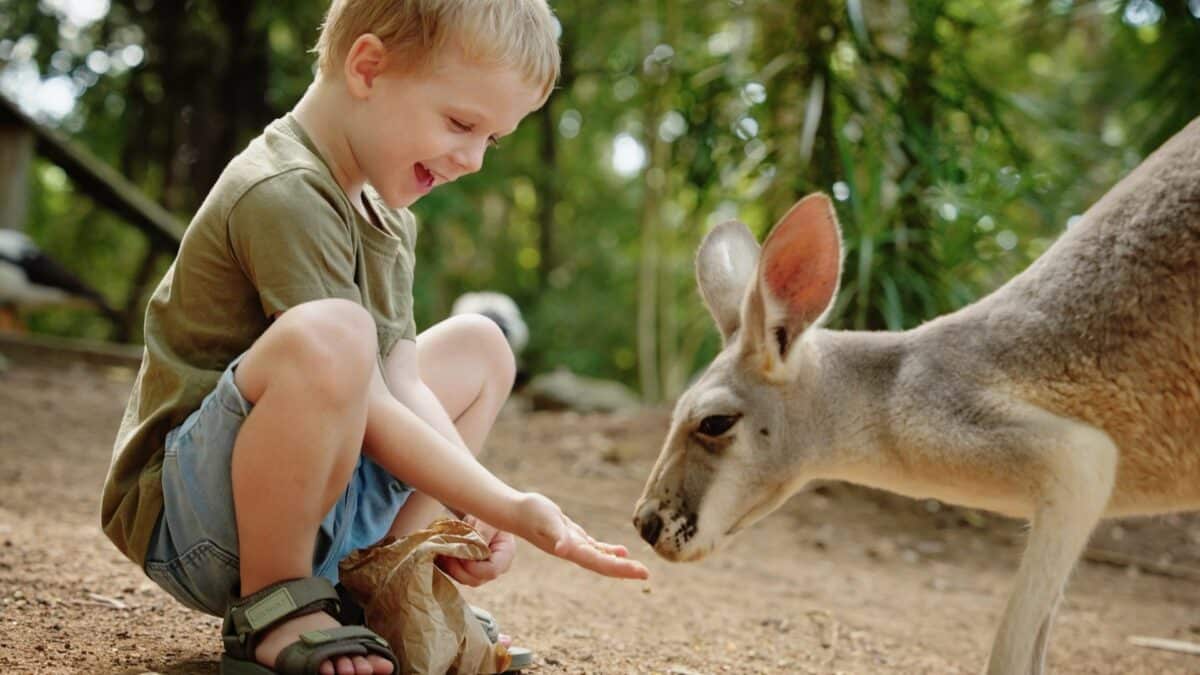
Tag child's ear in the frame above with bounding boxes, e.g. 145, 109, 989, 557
343, 33, 388, 97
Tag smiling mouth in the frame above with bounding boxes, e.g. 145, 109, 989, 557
414, 163, 436, 191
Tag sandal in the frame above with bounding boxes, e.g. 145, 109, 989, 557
469, 606, 533, 671
221, 577, 399, 674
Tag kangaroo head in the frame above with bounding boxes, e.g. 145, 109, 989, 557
633, 193, 844, 561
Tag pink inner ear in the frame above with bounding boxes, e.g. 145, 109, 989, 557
761, 195, 841, 328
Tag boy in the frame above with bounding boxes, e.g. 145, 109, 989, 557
100, 1, 649, 673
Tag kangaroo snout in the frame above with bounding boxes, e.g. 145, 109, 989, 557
633, 502, 664, 547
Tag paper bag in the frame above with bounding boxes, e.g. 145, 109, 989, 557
339, 519, 513, 674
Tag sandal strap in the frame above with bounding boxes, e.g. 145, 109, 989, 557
275, 625, 395, 673
222, 577, 342, 658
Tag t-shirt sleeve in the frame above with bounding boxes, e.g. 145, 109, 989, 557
227, 169, 362, 317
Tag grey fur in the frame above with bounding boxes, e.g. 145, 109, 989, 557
635, 116, 1200, 674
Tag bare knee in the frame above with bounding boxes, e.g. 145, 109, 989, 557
241, 299, 378, 404
456, 313, 518, 392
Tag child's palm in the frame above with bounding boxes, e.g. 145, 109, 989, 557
520, 493, 649, 580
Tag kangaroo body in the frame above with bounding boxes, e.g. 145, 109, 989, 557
634, 117, 1200, 674
908, 119, 1200, 514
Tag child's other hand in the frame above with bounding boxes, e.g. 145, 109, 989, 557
436, 516, 516, 587
517, 493, 650, 580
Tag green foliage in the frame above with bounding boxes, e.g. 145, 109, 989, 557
3, 0, 1199, 396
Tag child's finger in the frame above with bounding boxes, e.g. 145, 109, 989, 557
580, 549, 650, 579
568, 523, 630, 558
459, 557, 503, 582
558, 537, 650, 579
594, 541, 629, 557
439, 556, 486, 587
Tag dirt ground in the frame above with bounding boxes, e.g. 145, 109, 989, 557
1, 349, 1199, 674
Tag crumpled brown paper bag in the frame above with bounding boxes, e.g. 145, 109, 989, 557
338, 519, 513, 674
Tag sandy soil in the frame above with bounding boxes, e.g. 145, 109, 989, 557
1, 350, 1198, 674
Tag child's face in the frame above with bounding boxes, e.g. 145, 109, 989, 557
348, 47, 547, 208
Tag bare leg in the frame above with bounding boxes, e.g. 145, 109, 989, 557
231, 299, 392, 675
385, 314, 516, 537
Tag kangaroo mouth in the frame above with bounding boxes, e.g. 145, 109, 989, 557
724, 484, 788, 536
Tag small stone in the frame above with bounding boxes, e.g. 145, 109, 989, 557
927, 577, 951, 592
867, 538, 897, 561
915, 540, 945, 556
811, 524, 835, 550
959, 511, 988, 528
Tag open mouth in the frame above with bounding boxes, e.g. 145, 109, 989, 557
414, 162, 436, 191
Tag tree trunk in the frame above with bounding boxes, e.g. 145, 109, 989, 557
656, 0, 684, 400
535, 96, 558, 290
895, 1, 941, 256
635, 0, 665, 402
761, 0, 840, 217
0, 125, 33, 231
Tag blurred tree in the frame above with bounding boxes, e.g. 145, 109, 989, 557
2, 0, 1197, 395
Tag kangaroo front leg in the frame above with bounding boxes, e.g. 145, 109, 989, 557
986, 428, 1117, 675
1029, 591, 1064, 674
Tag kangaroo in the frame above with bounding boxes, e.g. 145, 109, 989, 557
633, 116, 1200, 675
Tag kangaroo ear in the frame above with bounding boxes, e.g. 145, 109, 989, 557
742, 193, 842, 371
696, 219, 760, 342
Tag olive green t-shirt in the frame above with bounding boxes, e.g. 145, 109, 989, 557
101, 114, 418, 566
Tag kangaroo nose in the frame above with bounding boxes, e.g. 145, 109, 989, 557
635, 507, 664, 547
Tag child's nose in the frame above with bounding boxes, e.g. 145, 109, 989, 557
451, 139, 487, 175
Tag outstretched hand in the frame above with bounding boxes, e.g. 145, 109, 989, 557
517, 492, 650, 580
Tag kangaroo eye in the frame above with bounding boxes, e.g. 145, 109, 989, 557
697, 414, 740, 437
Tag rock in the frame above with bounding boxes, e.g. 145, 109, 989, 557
867, 538, 897, 561
915, 540, 945, 556
926, 577, 951, 592
600, 443, 640, 465
525, 368, 641, 413
811, 524, 836, 550
959, 510, 988, 528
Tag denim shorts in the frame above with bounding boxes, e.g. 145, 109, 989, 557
142, 353, 413, 617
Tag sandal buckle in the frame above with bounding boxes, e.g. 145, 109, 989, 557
243, 587, 298, 632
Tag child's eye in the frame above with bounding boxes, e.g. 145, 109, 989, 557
449, 117, 500, 149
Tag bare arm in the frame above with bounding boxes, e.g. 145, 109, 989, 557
379, 339, 477, 526
364, 339, 648, 580
364, 343, 523, 532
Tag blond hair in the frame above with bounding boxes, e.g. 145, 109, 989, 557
315, 0, 560, 99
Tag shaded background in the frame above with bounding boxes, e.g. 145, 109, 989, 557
3, 0, 1199, 401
